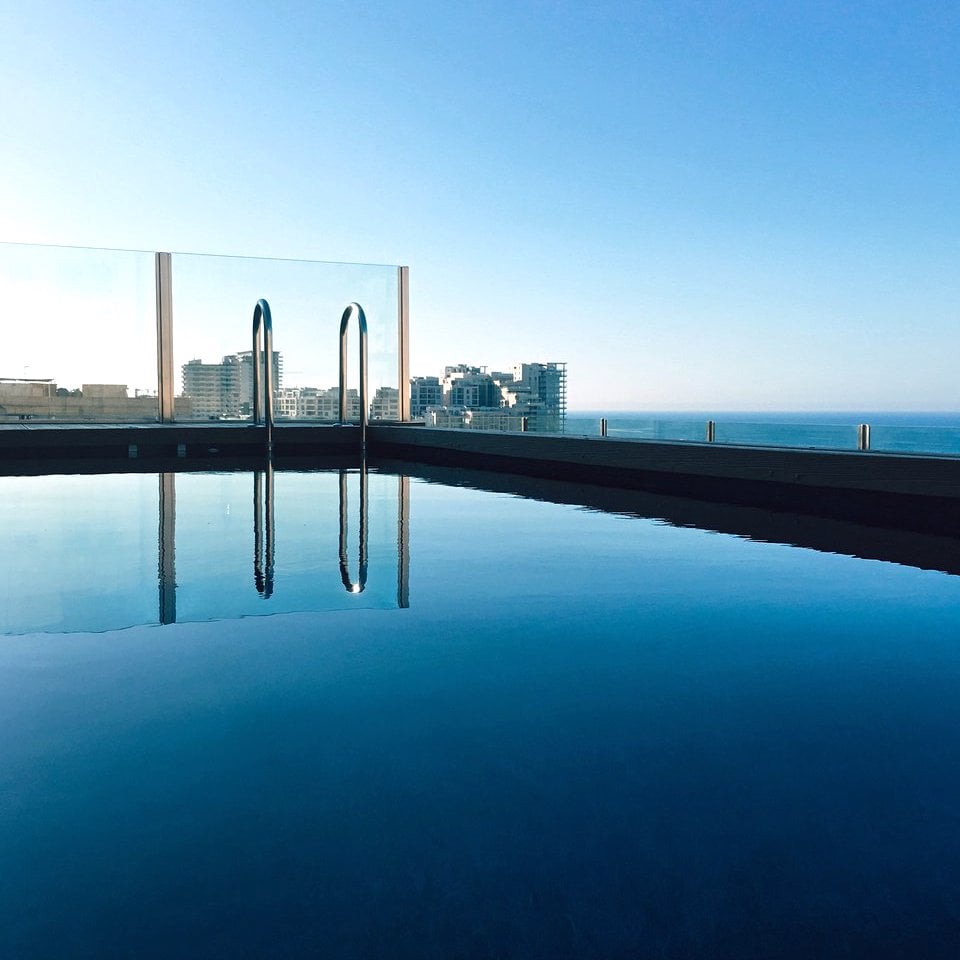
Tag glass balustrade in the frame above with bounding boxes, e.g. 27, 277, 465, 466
6, 242, 960, 458
565, 413, 960, 456
170, 253, 400, 423
0, 243, 405, 425
713, 419, 858, 450
0, 242, 157, 422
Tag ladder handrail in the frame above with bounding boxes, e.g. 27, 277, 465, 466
252, 299, 275, 450
338, 302, 368, 449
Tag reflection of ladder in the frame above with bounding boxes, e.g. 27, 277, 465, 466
252, 299, 275, 454
339, 302, 368, 451
254, 461, 275, 598
339, 466, 368, 594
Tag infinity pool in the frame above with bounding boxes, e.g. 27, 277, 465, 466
3, 469, 960, 957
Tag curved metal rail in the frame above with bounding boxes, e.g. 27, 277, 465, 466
252, 299, 275, 453
338, 302, 368, 450
338, 465, 368, 594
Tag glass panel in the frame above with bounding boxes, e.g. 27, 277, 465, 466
0, 242, 157, 422
170, 254, 399, 422
871, 421, 960, 456
564, 414, 707, 441
715, 420, 857, 450
0, 474, 160, 634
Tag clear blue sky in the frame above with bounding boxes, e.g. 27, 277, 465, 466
1, 0, 958, 410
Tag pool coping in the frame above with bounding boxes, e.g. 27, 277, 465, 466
3, 422, 960, 531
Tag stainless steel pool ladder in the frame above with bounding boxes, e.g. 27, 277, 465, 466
339, 302, 368, 451
252, 299, 275, 454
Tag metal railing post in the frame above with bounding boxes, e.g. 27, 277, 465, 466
155, 253, 174, 422
600, 417, 608, 437
857, 423, 871, 451
706, 420, 716, 442
398, 266, 410, 421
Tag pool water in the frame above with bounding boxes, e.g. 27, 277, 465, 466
2, 470, 960, 957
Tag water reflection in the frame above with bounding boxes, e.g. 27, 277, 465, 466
339, 468, 367, 594
253, 463, 275, 599
1, 466, 410, 635
159, 472, 176, 624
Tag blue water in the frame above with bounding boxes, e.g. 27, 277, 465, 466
567, 410, 960, 455
3, 472, 960, 957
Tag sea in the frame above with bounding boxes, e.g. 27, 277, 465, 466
565, 411, 960, 457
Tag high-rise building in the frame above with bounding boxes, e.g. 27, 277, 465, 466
370, 386, 399, 421
443, 366, 500, 408
237, 350, 283, 417
410, 376, 442, 417
181, 356, 241, 419
500, 362, 567, 431
181, 350, 282, 419
413, 360, 567, 433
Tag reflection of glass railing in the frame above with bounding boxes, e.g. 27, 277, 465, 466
0, 468, 410, 635
565, 415, 960, 457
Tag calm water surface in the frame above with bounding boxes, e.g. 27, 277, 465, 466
2, 472, 960, 958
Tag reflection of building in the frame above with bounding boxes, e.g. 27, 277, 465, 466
181, 350, 282, 419
0, 379, 165, 421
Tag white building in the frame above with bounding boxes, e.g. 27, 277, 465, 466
410, 376, 442, 417
275, 386, 359, 420
370, 387, 399, 421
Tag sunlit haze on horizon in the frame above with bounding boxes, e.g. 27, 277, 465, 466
0, 1, 957, 410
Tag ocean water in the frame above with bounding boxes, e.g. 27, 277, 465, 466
566, 411, 960, 455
